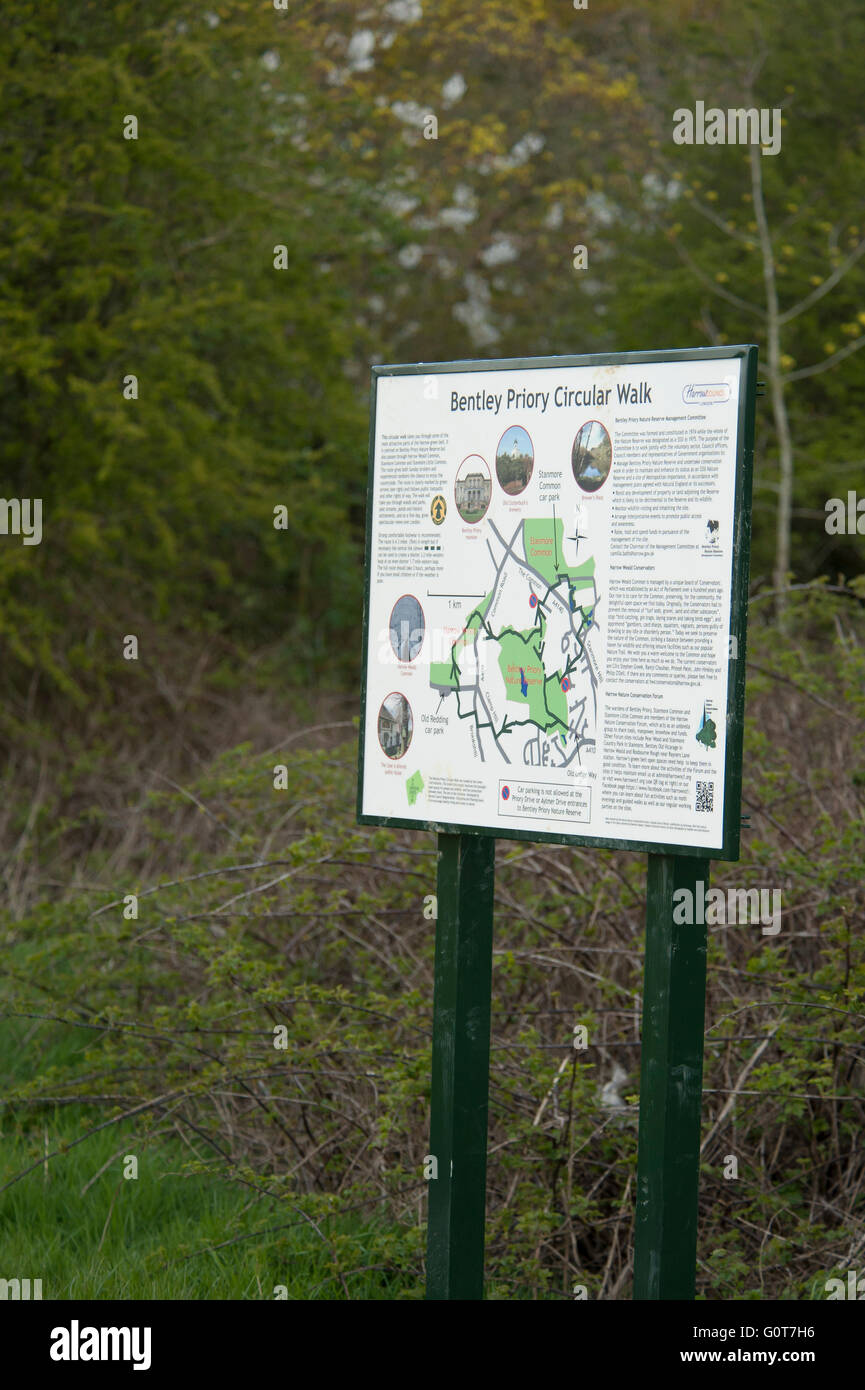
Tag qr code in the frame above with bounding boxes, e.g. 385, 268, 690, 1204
695, 780, 714, 813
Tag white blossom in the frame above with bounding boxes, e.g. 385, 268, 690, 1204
480, 235, 518, 267
385, 0, 422, 20
347, 30, 375, 71
441, 73, 466, 107
398, 243, 423, 268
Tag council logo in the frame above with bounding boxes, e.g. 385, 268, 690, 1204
682, 382, 731, 404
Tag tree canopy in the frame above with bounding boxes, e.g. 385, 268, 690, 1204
2, 0, 863, 732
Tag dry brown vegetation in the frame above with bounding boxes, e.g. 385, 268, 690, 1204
2, 587, 864, 1298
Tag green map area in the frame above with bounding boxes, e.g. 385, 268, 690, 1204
429, 602, 488, 690
405, 769, 424, 805
496, 625, 568, 733
523, 517, 595, 588
696, 716, 717, 749
429, 514, 600, 767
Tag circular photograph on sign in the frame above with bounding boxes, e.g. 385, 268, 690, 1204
377, 692, 413, 760
495, 425, 534, 495
572, 420, 612, 493
389, 594, 425, 663
454, 455, 492, 523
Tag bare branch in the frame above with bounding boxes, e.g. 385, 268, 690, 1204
90, 858, 305, 919
784, 333, 865, 382
671, 235, 764, 318
779, 234, 865, 326
149, 769, 242, 842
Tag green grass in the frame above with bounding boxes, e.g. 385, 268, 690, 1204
0, 1021, 420, 1300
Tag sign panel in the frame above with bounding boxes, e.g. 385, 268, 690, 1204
358, 347, 757, 859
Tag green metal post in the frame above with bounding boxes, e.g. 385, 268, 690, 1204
633, 852, 710, 1300
425, 832, 496, 1300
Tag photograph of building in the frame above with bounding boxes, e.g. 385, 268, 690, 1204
495, 425, 534, 495
455, 455, 492, 522
377, 692, 413, 759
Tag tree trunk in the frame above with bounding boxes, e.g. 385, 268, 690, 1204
750, 145, 793, 617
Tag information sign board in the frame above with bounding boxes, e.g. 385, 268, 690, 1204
358, 347, 757, 860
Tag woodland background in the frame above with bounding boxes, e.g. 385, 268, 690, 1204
1, 0, 864, 1299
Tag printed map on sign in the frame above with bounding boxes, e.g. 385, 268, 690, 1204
361, 351, 754, 856
428, 510, 600, 767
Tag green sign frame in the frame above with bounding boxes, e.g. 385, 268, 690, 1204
357, 345, 758, 861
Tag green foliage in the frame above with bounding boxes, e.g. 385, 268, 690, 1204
2, 590, 864, 1298
592, 0, 865, 589
0, 2, 398, 716
3, 0, 865, 732
3, 1, 865, 1300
